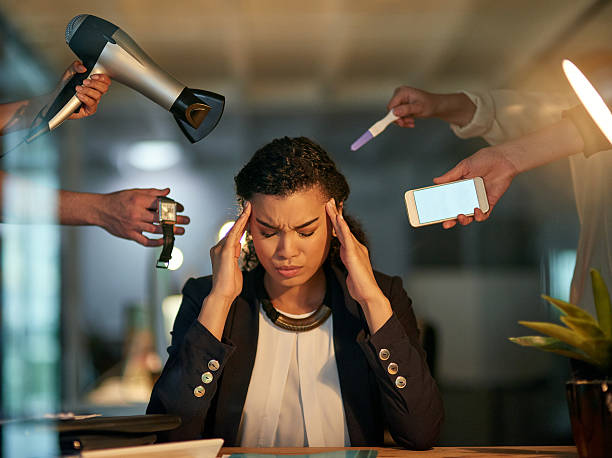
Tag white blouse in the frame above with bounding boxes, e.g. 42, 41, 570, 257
236, 304, 350, 447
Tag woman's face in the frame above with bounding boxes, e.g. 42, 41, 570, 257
249, 186, 334, 289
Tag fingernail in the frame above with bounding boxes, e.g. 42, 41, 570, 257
91, 74, 99, 80
83, 80, 91, 86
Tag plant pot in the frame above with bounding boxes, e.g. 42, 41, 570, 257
566, 380, 612, 458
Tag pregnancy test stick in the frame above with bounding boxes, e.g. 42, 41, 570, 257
350, 110, 399, 151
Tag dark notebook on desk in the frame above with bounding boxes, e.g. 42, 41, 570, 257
2, 414, 182, 454
57, 414, 181, 453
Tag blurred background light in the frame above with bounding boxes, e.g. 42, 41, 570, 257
161, 295, 182, 346
168, 246, 183, 271
125, 140, 182, 171
218, 220, 247, 246
218, 221, 235, 241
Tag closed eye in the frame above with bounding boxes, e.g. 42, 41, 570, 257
299, 231, 315, 238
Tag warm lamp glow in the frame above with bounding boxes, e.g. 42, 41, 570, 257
563, 59, 612, 144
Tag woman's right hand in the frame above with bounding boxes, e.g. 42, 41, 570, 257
199, 202, 251, 340
209, 201, 251, 305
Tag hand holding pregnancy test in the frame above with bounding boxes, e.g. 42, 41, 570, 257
350, 110, 399, 151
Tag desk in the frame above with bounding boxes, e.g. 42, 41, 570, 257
220, 446, 578, 457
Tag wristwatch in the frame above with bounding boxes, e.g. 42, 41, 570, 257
156, 197, 177, 269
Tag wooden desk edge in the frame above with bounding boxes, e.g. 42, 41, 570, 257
220, 445, 578, 457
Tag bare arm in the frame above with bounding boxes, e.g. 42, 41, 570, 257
0, 98, 47, 135
0, 61, 110, 135
59, 187, 190, 246
0, 175, 189, 246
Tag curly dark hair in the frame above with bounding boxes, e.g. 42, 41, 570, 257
234, 136, 367, 270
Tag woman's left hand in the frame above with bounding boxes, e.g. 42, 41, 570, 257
325, 200, 392, 332
325, 199, 378, 304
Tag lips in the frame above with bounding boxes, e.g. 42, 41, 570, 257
275, 266, 302, 278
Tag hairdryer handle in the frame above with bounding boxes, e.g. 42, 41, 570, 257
45, 70, 90, 122
24, 71, 89, 143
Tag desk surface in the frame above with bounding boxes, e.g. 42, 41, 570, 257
220, 446, 578, 457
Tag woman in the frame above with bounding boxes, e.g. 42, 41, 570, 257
147, 137, 443, 449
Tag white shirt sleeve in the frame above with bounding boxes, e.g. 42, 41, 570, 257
450, 89, 579, 145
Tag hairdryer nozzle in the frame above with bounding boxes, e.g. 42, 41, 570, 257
65, 14, 88, 43
171, 88, 225, 143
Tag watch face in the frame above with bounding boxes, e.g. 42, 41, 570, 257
160, 202, 177, 222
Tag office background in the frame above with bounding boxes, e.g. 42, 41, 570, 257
2, 0, 611, 453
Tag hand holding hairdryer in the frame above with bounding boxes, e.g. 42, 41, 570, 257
26, 14, 225, 144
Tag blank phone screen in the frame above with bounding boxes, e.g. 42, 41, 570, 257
413, 179, 479, 223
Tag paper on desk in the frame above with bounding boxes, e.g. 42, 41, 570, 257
0, 412, 102, 424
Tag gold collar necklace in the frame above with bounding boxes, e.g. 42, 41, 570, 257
257, 280, 332, 332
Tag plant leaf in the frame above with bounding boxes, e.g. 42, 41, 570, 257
509, 336, 597, 364
591, 268, 612, 338
561, 316, 606, 340
580, 337, 612, 368
541, 294, 597, 323
518, 321, 585, 349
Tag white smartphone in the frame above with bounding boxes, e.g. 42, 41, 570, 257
404, 177, 489, 227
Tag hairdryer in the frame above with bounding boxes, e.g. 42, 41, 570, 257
25, 14, 225, 144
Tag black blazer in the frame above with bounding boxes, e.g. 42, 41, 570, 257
147, 264, 443, 450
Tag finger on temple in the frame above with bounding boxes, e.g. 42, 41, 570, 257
325, 200, 341, 234
335, 213, 353, 244
228, 202, 250, 240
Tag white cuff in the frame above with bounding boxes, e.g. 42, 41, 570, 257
450, 91, 495, 139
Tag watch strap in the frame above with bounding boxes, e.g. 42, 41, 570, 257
156, 223, 175, 268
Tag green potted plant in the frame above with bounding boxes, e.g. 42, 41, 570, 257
510, 268, 612, 458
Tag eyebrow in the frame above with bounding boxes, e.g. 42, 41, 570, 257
255, 217, 319, 231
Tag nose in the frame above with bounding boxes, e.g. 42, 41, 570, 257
275, 232, 299, 260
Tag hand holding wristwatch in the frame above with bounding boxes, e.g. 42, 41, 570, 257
156, 197, 177, 268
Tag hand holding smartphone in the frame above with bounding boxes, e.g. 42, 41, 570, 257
404, 177, 489, 227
